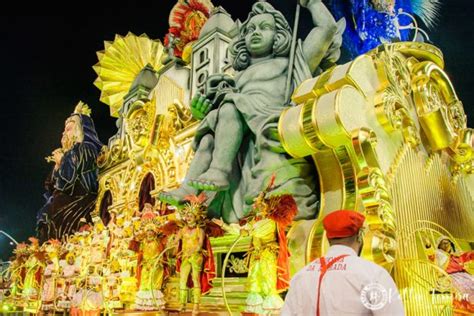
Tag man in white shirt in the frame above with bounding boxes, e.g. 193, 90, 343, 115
282, 210, 405, 315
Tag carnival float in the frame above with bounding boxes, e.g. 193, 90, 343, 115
1, 0, 473, 315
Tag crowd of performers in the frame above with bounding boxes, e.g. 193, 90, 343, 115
3, 178, 299, 315
6, 196, 474, 314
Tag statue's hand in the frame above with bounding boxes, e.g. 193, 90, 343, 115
190, 92, 213, 120
53, 149, 64, 169
265, 127, 287, 154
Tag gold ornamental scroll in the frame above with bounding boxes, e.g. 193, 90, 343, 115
279, 42, 474, 315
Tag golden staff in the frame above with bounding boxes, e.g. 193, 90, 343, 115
285, 2, 302, 102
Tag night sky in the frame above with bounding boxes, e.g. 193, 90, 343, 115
0, 2, 473, 259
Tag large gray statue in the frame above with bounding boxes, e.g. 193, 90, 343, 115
161, 0, 344, 223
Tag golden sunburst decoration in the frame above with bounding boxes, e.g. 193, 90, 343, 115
93, 32, 165, 117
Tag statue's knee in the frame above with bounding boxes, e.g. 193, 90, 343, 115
219, 102, 238, 120
199, 134, 214, 151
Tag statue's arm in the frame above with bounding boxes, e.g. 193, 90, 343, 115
301, 0, 338, 74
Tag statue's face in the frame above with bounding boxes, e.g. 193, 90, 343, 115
245, 13, 276, 58
439, 239, 453, 253
67, 257, 75, 265
62, 115, 81, 149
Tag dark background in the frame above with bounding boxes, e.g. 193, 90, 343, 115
0, 2, 472, 259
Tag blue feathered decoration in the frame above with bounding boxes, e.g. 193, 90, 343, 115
325, 0, 441, 57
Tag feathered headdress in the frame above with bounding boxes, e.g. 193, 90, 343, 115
140, 208, 160, 232
28, 237, 39, 247
325, 0, 441, 57
252, 175, 298, 227
179, 192, 207, 220
43, 239, 61, 258
406, 0, 441, 28
13, 242, 28, 255
165, 0, 213, 58
49, 239, 61, 247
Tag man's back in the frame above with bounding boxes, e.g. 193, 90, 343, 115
281, 245, 405, 315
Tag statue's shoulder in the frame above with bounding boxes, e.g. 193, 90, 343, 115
76, 141, 101, 155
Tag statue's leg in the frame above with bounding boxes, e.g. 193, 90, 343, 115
189, 102, 244, 191
159, 134, 214, 206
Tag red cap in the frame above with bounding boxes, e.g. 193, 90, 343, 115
323, 210, 365, 239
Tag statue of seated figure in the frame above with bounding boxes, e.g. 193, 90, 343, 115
161, 0, 345, 223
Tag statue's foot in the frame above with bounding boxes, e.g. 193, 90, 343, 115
159, 187, 193, 206
245, 191, 261, 205
188, 168, 230, 191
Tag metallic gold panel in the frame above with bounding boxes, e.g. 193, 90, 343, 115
278, 42, 474, 315
314, 86, 366, 148
291, 55, 381, 105
278, 102, 318, 158
324, 54, 381, 97
291, 67, 336, 104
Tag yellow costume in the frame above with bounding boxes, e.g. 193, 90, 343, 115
134, 216, 166, 311
22, 252, 43, 300
178, 225, 205, 307
246, 218, 283, 313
